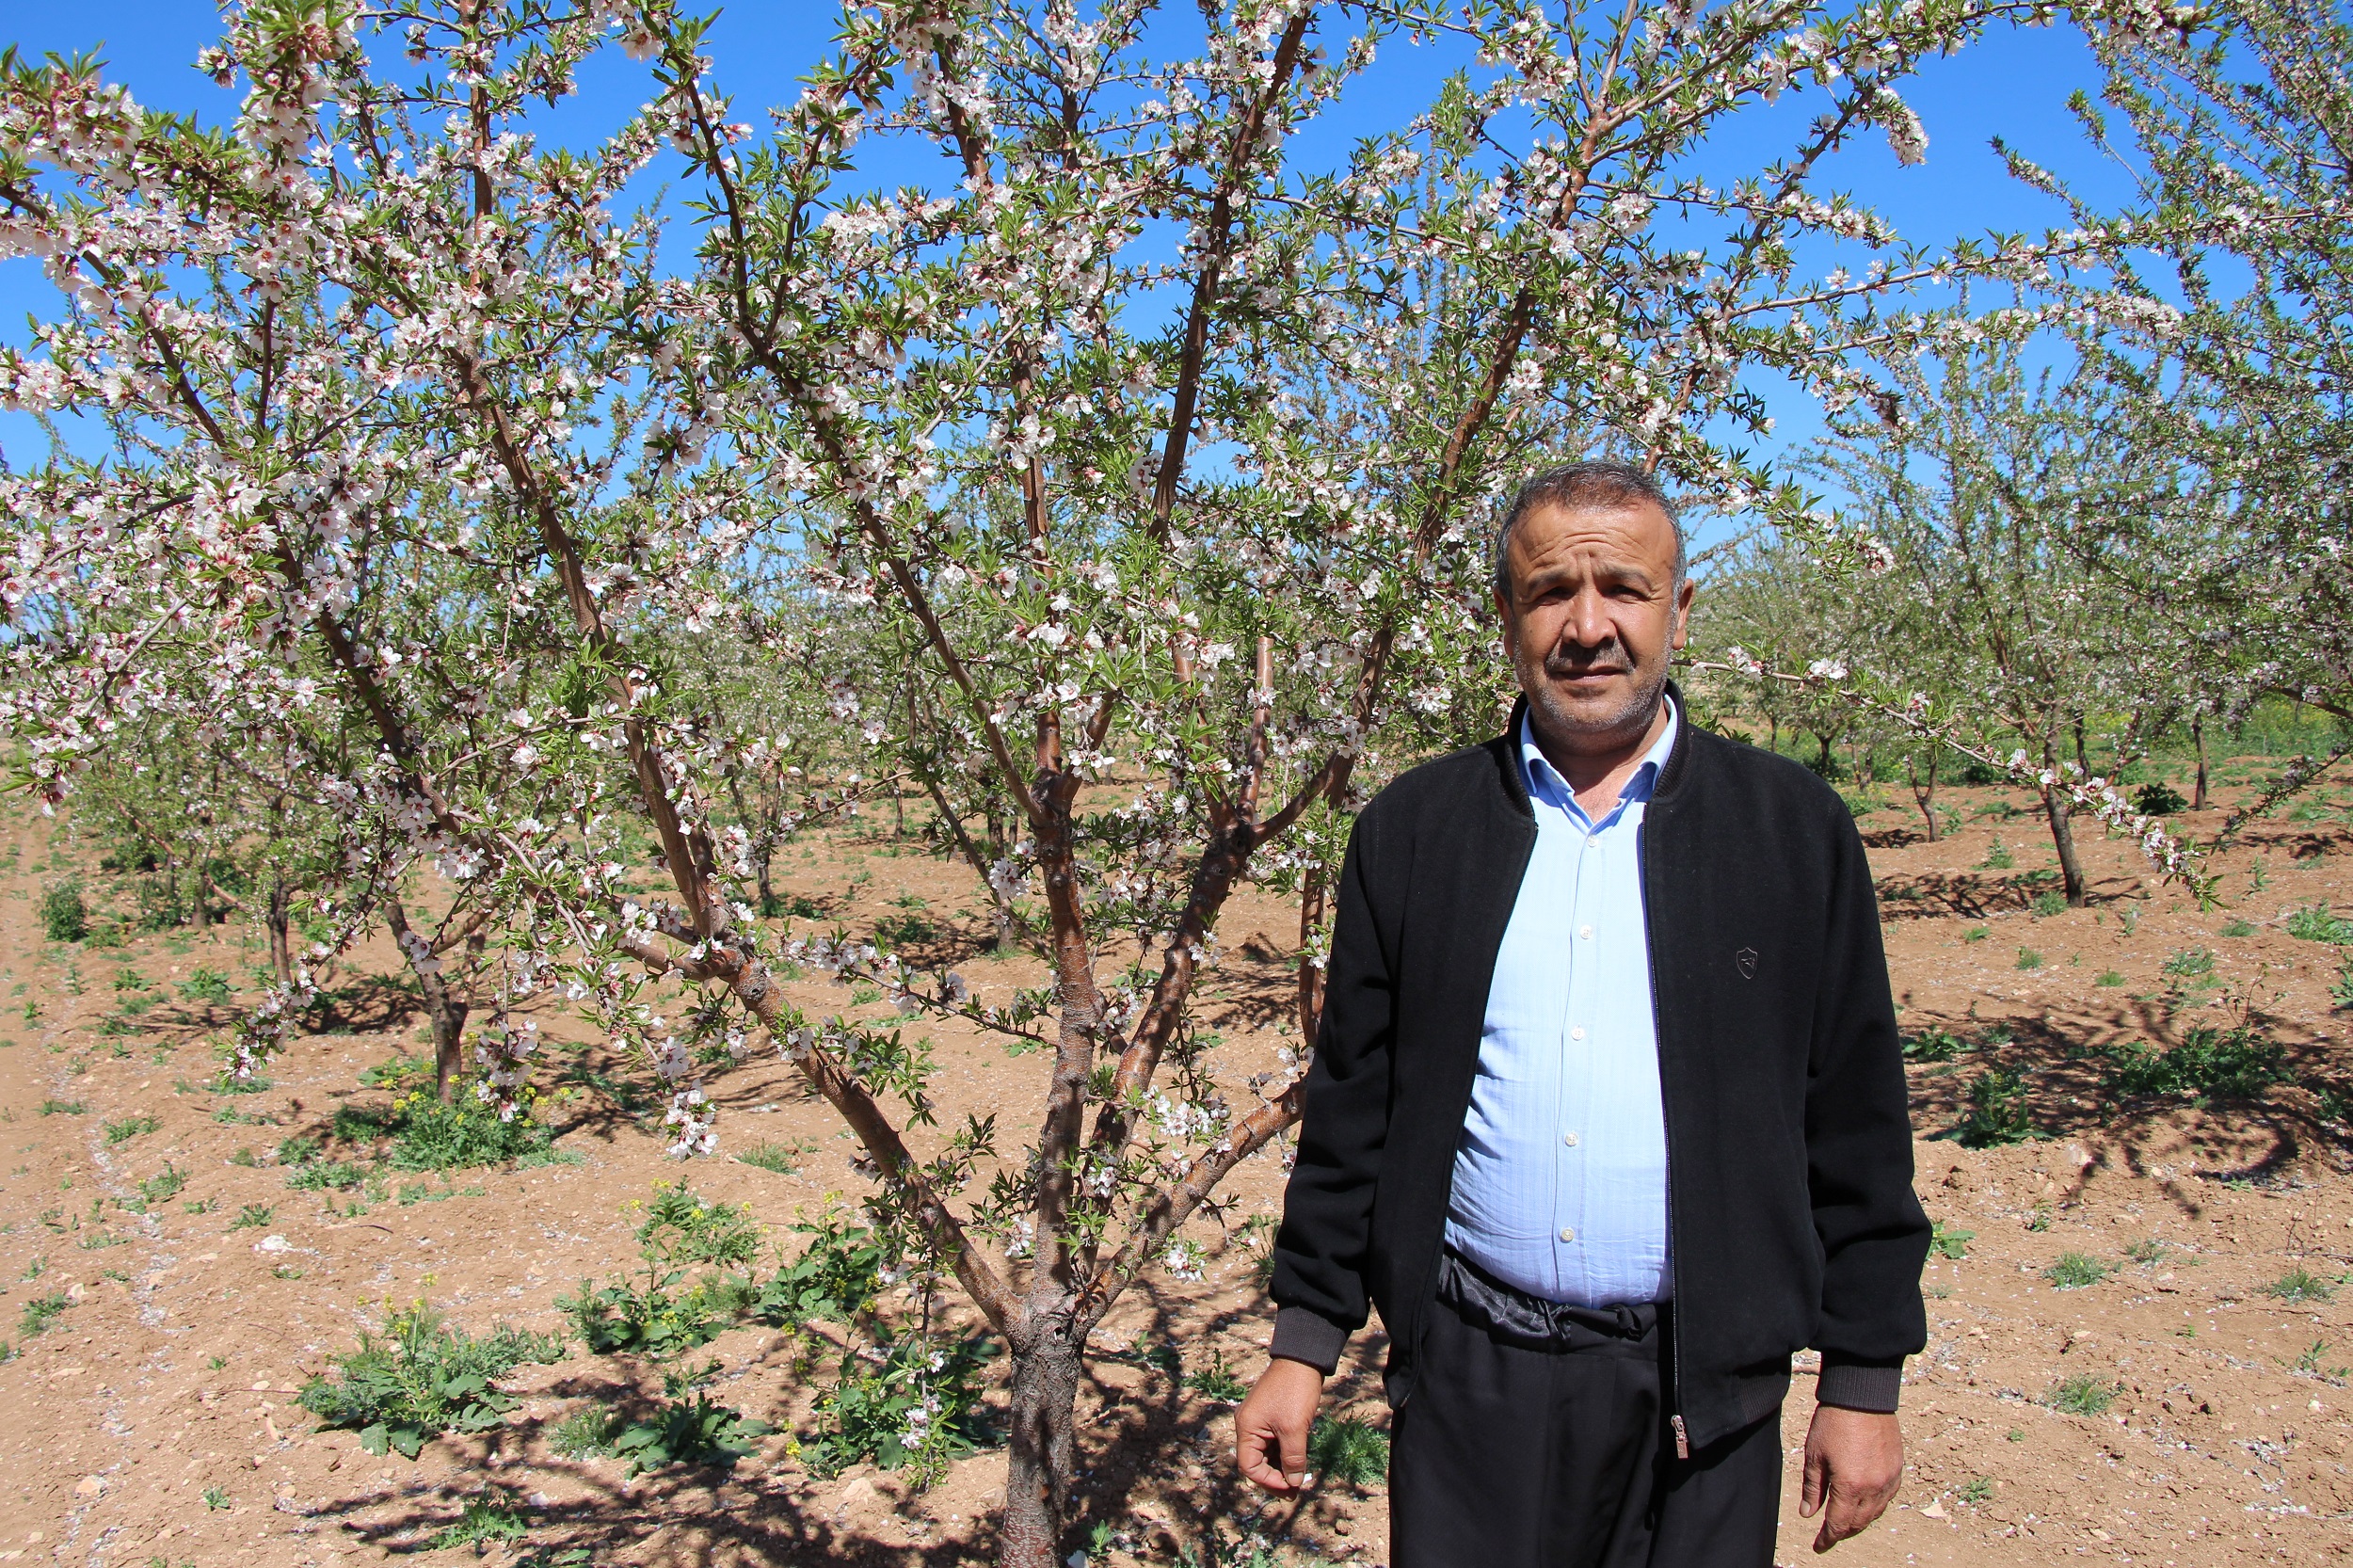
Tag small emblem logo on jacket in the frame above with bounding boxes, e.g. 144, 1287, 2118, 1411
1736, 947, 1758, 979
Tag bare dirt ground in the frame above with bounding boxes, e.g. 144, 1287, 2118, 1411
0, 759, 2350, 1568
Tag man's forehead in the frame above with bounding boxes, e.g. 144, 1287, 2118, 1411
1510, 509, 1674, 581
1512, 500, 1675, 559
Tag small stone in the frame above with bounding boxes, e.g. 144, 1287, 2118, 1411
73, 1476, 104, 1498
1919, 1500, 1946, 1520
257, 1236, 293, 1253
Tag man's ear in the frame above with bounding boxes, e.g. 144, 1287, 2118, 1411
1494, 587, 1518, 658
1669, 578, 1695, 650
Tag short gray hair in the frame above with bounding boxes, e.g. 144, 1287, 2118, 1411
1491, 459, 1685, 605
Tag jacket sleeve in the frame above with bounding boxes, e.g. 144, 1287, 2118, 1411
1266, 808, 1395, 1373
1805, 795, 1930, 1413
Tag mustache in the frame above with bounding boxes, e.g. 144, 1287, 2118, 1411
1540, 639, 1630, 677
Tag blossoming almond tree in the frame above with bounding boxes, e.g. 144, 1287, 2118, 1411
2002, 0, 2353, 820
0, 1, 2164, 1562
638, 0, 2153, 1556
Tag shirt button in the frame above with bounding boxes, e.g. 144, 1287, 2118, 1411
1562, 1130, 1580, 1147
1578, 924, 1594, 940
1559, 1226, 1577, 1243
1570, 1025, 1586, 1041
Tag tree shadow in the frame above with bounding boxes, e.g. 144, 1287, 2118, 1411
1873, 870, 2140, 921
1904, 997, 2353, 1217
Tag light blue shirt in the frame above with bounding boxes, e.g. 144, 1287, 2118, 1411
1443, 698, 1678, 1307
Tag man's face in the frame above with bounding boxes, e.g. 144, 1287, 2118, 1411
1494, 498, 1694, 752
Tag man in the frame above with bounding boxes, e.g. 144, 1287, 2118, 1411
1234, 460, 1928, 1565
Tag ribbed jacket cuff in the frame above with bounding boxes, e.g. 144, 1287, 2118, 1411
1817, 1356, 1904, 1414
1269, 1305, 1349, 1375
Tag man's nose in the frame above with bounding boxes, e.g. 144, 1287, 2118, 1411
1561, 587, 1613, 649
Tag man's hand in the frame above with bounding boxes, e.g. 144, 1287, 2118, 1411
1798, 1404, 1903, 1553
1235, 1358, 1325, 1494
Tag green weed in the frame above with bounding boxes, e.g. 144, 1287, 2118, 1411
2267, 1267, 2337, 1304
286, 1160, 370, 1192
799, 1330, 994, 1487
753, 1214, 885, 1328
1186, 1347, 1250, 1403
2044, 1374, 2118, 1416
2291, 1340, 2353, 1381
19, 1290, 69, 1336
136, 1164, 185, 1205
40, 881, 87, 943
610, 1394, 772, 1477
549, 1405, 623, 1460
228, 1203, 274, 1230
1307, 1416, 1389, 1489
560, 1183, 766, 1357
1959, 1066, 2033, 1147
385, 1085, 555, 1171
733, 1140, 811, 1176
2043, 1253, 2111, 1289
1903, 1029, 1966, 1064
1929, 1220, 1975, 1260
102, 1115, 157, 1144
39, 1099, 83, 1116
2097, 1025, 2289, 1102
2287, 904, 2353, 944
178, 968, 232, 1004
2161, 946, 2217, 980
431, 1496, 529, 1550
296, 1303, 566, 1459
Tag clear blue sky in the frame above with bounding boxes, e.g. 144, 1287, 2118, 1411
2, 2, 2136, 527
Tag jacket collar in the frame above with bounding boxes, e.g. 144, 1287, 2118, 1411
1497, 678, 1692, 823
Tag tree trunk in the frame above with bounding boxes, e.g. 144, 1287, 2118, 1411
2073, 717, 2090, 777
1296, 867, 1328, 1047
265, 876, 294, 987
2193, 718, 2209, 810
920, 775, 1018, 948
2041, 740, 2088, 908
1000, 1304, 1084, 1568
1768, 715, 1780, 757
384, 893, 470, 1101
1907, 748, 1941, 842
1815, 731, 1833, 774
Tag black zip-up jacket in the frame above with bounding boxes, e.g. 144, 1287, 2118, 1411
1268, 691, 1929, 1448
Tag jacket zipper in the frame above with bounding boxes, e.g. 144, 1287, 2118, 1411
1641, 777, 1689, 1462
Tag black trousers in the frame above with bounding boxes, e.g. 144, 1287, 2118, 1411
1390, 1252, 1783, 1568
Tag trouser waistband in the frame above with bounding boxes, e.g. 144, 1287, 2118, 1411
1438, 1247, 1664, 1352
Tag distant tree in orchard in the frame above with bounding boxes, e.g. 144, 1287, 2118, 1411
2018, 0, 2353, 814
1794, 329, 2166, 905
0, 2, 2177, 1561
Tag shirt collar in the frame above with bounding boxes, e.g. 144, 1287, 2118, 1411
1518, 695, 1680, 823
